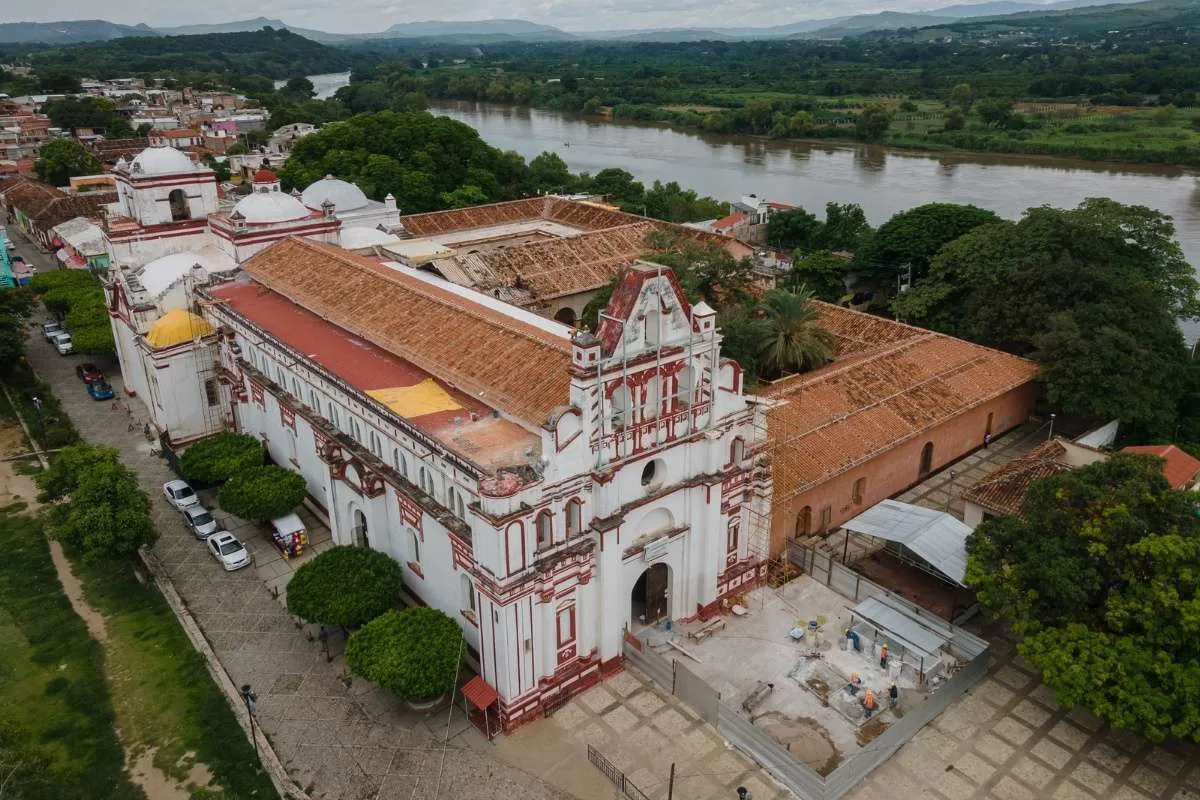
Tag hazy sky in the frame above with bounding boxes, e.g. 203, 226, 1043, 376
12, 0, 1006, 33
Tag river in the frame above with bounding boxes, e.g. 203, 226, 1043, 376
275, 71, 351, 100
431, 100, 1200, 340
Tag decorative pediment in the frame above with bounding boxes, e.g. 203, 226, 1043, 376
596, 261, 694, 360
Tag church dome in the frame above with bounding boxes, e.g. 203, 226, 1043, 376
146, 309, 214, 349
232, 190, 312, 224
301, 175, 369, 212
130, 145, 200, 176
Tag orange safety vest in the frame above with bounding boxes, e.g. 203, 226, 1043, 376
864, 690, 876, 708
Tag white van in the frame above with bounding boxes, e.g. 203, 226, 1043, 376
53, 332, 73, 355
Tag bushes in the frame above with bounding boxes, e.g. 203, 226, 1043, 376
286, 546, 402, 628
179, 432, 263, 485
217, 464, 306, 520
345, 607, 463, 700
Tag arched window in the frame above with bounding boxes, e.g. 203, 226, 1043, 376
461, 574, 476, 615
291, 377, 301, 398
642, 377, 661, 419
565, 498, 582, 537
731, 437, 746, 464
408, 529, 421, 564
920, 441, 934, 477
368, 431, 381, 458
328, 405, 339, 429
168, 188, 190, 221
418, 467, 428, 495
448, 487, 466, 519
350, 418, 362, 443
795, 506, 812, 537
536, 511, 553, 550
611, 384, 631, 430
393, 448, 408, 479
308, 388, 319, 409
675, 365, 696, 408
553, 307, 576, 326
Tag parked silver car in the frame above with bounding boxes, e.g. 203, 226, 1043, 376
162, 479, 200, 511
182, 505, 220, 539
207, 532, 251, 571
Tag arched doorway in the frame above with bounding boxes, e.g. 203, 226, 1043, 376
553, 307, 576, 326
352, 508, 368, 548
631, 563, 670, 626
168, 189, 190, 221
919, 441, 934, 478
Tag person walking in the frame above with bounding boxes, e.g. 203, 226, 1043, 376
889, 683, 899, 709
879, 642, 889, 670
984, 431, 992, 448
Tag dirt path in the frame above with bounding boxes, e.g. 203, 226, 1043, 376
0, 417, 207, 800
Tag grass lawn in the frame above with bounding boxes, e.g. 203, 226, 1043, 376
0, 508, 143, 799
70, 552, 279, 799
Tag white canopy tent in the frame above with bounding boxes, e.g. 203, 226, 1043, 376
842, 500, 971, 586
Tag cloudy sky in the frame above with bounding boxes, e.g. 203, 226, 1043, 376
14, 0, 1006, 33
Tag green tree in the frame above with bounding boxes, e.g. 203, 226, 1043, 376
36, 443, 156, 559
784, 251, 851, 302
588, 167, 644, 207
345, 608, 463, 700
815, 202, 872, 252
34, 139, 102, 187
766, 208, 822, 251
948, 82, 975, 111
966, 454, 1200, 743
286, 546, 403, 628
529, 151, 573, 193
893, 199, 1198, 430
217, 465, 306, 520
280, 76, 315, 100
179, 432, 263, 484
976, 98, 1014, 128
0, 287, 34, 375
202, 153, 230, 182
944, 108, 966, 131
1153, 104, 1178, 126
440, 184, 488, 208
756, 287, 836, 379
855, 202, 997, 283
854, 104, 892, 142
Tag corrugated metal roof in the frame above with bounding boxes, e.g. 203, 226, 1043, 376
852, 595, 949, 662
843, 499, 970, 585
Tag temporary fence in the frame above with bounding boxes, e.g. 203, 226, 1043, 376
617, 545, 991, 799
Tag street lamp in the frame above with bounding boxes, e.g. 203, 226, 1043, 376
240, 684, 258, 760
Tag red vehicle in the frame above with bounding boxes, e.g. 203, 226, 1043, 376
75, 363, 104, 384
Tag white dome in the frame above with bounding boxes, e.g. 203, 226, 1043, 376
130, 145, 200, 176
137, 249, 237, 298
301, 175, 369, 212
233, 190, 312, 224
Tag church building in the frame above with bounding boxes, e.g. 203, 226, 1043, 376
198, 238, 769, 728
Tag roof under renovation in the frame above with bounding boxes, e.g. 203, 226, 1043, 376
843, 499, 972, 585
386, 196, 752, 312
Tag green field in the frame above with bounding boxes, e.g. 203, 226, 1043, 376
0, 508, 143, 799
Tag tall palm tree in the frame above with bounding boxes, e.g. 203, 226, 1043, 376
757, 286, 837, 378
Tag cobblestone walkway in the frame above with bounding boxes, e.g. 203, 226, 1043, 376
25, 328, 576, 800
846, 627, 1200, 800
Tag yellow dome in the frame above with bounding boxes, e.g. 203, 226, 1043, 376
146, 309, 214, 349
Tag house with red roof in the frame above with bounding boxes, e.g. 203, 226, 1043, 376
1121, 444, 1200, 490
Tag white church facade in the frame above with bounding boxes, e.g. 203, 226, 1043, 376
198, 239, 769, 728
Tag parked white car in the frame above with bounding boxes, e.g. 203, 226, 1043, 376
52, 333, 73, 355
162, 479, 200, 511
207, 532, 251, 571
41, 321, 63, 341
182, 505, 220, 539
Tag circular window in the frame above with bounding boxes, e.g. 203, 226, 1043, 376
640, 459, 666, 490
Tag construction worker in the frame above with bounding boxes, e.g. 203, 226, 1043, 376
879, 642, 889, 670
889, 683, 899, 709
863, 689, 877, 719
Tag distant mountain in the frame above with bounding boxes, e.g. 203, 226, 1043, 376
0, 19, 154, 44
381, 19, 574, 41
153, 17, 287, 36
930, 0, 1130, 17
793, 11, 956, 37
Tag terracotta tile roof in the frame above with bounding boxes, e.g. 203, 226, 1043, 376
239, 238, 573, 427
764, 303, 1038, 502
0, 177, 111, 228
457, 221, 658, 305
961, 439, 1071, 517
1121, 444, 1200, 489
713, 211, 749, 230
